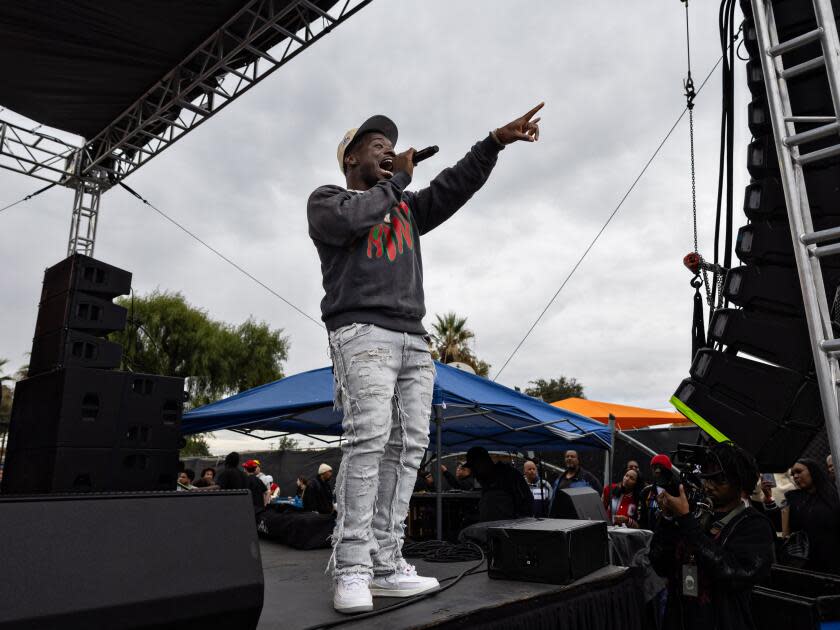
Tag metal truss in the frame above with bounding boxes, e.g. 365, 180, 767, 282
81, 0, 372, 185
0, 119, 80, 186
67, 173, 107, 257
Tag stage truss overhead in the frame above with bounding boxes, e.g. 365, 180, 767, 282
0, 0, 372, 254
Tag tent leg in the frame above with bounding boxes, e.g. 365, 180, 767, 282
604, 413, 616, 487
435, 406, 443, 541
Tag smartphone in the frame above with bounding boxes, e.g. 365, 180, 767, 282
761, 473, 777, 487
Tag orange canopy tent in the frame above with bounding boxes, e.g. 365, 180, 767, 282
551, 397, 690, 430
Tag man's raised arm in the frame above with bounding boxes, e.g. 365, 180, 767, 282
408, 102, 543, 235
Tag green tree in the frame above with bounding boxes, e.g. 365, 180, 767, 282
181, 434, 211, 457
525, 377, 585, 403
430, 312, 491, 377
112, 291, 289, 407
111, 292, 290, 457
273, 435, 299, 451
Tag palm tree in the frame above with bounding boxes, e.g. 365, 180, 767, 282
431, 312, 475, 364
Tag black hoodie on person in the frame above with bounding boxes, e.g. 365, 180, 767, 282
308, 135, 502, 333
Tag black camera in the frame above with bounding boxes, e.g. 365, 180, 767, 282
648, 443, 714, 515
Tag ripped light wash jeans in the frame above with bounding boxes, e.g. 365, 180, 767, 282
328, 323, 434, 577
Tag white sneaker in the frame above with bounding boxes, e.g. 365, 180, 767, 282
370, 560, 440, 598
333, 573, 373, 614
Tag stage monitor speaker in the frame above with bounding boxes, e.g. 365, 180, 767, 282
40, 253, 132, 302
0, 491, 264, 629
5, 367, 183, 452
487, 519, 608, 585
708, 308, 813, 374
1, 446, 179, 493
752, 565, 840, 630
548, 487, 607, 521
29, 329, 123, 377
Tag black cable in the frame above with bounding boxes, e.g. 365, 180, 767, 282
0, 182, 57, 215
118, 182, 325, 330
300, 544, 486, 630
403, 540, 484, 562
492, 52, 726, 382
724, 0, 736, 274
710, 0, 739, 321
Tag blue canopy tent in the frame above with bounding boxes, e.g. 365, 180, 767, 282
182, 362, 611, 452
184, 362, 610, 538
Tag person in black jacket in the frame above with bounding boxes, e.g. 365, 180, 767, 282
214, 452, 248, 490
464, 447, 533, 522
783, 458, 840, 574
303, 463, 335, 515
650, 442, 774, 630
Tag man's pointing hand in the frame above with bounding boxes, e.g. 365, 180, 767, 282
494, 102, 543, 145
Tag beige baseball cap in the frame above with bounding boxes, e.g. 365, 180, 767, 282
318, 463, 333, 475
336, 114, 398, 174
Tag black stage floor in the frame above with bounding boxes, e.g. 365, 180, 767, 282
257, 541, 638, 630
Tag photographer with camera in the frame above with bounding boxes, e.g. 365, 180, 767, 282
649, 442, 775, 630
639, 454, 676, 530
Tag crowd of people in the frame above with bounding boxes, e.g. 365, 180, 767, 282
180, 449, 839, 558
177, 452, 338, 520
178, 444, 838, 627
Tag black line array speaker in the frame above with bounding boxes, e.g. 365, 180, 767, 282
0, 491, 264, 629
673, 1, 840, 471
30, 254, 131, 376
2, 255, 185, 494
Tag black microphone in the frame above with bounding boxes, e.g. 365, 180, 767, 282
412, 145, 439, 165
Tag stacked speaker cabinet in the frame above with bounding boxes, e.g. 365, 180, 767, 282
1, 254, 185, 493
673, 0, 840, 471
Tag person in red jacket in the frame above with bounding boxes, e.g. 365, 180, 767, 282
603, 468, 641, 528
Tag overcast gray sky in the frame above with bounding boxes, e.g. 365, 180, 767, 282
0, 1, 752, 454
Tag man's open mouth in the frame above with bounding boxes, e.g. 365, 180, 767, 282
379, 158, 394, 173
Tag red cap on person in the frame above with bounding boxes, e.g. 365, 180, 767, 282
243, 459, 259, 469
650, 454, 672, 470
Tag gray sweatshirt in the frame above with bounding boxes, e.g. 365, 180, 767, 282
307, 135, 502, 333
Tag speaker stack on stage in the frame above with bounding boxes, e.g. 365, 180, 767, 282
0, 254, 265, 628
672, 0, 840, 471
1, 254, 185, 493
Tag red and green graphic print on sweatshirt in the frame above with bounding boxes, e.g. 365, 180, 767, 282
308, 135, 501, 334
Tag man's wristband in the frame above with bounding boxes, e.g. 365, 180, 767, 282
490, 129, 505, 148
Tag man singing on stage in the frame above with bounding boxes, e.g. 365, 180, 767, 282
307, 103, 542, 613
